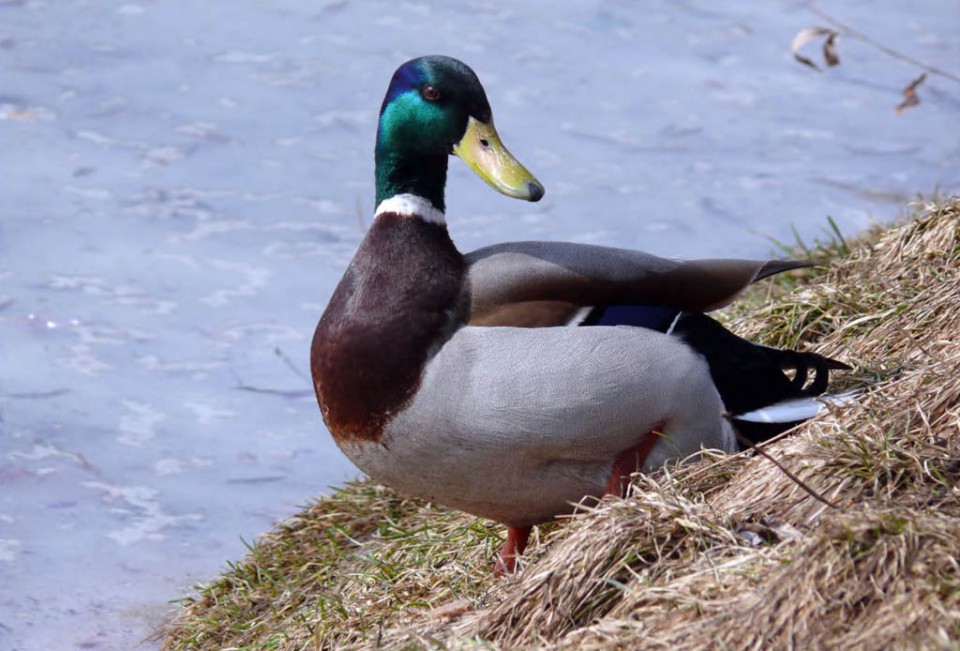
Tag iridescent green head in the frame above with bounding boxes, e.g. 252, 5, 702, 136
375, 55, 544, 212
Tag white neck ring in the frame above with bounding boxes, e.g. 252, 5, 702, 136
374, 194, 445, 225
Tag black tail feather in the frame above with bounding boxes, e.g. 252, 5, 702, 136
580, 305, 849, 446
671, 313, 849, 444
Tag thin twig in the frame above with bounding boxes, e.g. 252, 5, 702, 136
275, 346, 310, 381
676, 420, 804, 485
734, 431, 841, 510
806, 5, 960, 84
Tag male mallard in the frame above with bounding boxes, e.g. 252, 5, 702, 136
311, 56, 846, 572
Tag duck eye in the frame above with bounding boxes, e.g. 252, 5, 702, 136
421, 85, 441, 102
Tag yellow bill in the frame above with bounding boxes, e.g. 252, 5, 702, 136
453, 116, 544, 202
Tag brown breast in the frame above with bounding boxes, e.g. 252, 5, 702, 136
311, 214, 467, 443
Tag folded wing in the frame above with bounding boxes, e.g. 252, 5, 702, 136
465, 241, 808, 315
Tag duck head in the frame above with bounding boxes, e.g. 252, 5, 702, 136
375, 55, 544, 213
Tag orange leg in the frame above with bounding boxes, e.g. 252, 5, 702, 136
494, 524, 532, 575
604, 429, 661, 497
494, 430, 660, 575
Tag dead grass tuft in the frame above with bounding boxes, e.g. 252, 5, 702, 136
162, 197, 960, 650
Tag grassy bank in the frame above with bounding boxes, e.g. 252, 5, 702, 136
162, 197, 960, 650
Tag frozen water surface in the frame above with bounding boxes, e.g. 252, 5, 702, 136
1, 0, 958, 648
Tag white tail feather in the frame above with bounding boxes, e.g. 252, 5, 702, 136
734, 390, 859, 424
567, 306, 594, 326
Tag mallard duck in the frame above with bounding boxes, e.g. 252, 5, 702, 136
311, 56, 847, 572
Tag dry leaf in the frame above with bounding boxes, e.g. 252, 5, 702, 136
791, 27, 839, 70
823, 32, 840, 67
761, 516, 805, 542
425, 598, 473, 620
895, 72, 927, 114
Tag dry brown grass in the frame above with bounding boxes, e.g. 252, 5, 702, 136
162, 197, 960, 651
